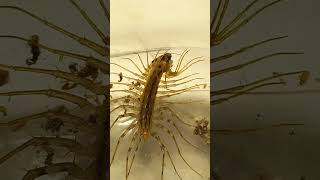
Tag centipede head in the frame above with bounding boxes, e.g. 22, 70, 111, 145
151, 53, 173, 72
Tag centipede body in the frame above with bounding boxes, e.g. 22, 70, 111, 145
110, 49, 210, 180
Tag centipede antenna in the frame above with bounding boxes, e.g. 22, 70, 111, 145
155, 48, 161, 59
163, 47, 172, 55
174, 49, 190, 72
136, 53, 147, 70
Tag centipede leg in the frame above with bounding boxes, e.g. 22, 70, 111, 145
125, 131, 138, 180
151, 133, 182, 180
111, 113, 137, 130
157, 106, 194, 127
127, 137, 141, 176
161, 149, 165, 180
154, 123, 203, 178
122, 57, 145, 74
174, 49, 190, 72
136, 53, 148, 71
110, 105, 137, 114
166, 119, 206, 152
110, 124, 136, 166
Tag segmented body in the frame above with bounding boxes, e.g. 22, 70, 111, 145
139, 53, 172, 140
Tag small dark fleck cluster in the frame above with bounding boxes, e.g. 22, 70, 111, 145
193, 119, 209, 136
26, 35, 40, 66
45, 117, 64, 133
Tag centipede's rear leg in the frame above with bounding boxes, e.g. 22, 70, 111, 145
153, 108, 205, 152
125, 131, 140, 180
151, 133, 182, 180
110, 123, 137, 166
111, 112, 137, 129
154, 123, 203, 177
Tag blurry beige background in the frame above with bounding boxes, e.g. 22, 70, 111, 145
111, 0, 209, 53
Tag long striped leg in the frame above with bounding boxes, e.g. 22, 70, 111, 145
153, 108, 206, 152
110, 123, 136, 166
156, 106, 194, 127
125, 131, 139, 180
154, 123, 203, 178
127, 137, 142, 177
151, 133, 182, 180
111, 113, 137, 130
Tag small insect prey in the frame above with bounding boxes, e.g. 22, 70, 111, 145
26, 35, 40, 65
110, 49, 208, 180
